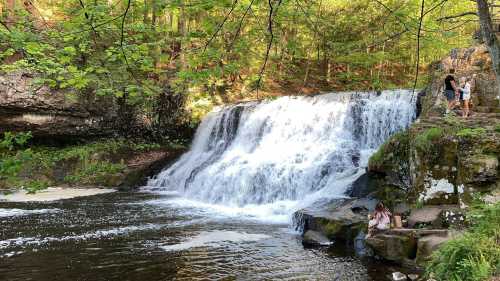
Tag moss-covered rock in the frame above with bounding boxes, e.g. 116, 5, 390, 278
294, 198, 375, 244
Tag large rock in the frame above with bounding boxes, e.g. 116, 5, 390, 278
294, 198, 376, 244
366, 233, 417, 263
365, 228, 451, 266
416, 234, 453, 266
302, 230, 332, 246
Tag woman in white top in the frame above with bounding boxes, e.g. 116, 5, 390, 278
460, 77, 472, 118
367, 202, 392, 237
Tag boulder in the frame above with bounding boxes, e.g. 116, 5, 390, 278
416, 234, 452, 266
407, 205, 465, 229
302, 230, 332, 246
407, 207, 444, 228
365, 233, 417, 262
294, 198, 376, 244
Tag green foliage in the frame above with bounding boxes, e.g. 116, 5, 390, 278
443, 114, 464, 128
369, 131, 410, 169
0, 133, 175, 192
0, 132, 37, 191
0, 0, 478, 112
456, 128, 487, 138
495, 124, 500, 133
426, 202, 500, 281
413, 127, 444, 151
64, 161, 126, 185
0, 131, 32, 151
24, 180, 51, 194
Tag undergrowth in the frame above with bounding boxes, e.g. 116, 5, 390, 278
425, 201, 500, 281
413, 127, 444, 152
0, 132, 180, 192
456, 128, 487, 138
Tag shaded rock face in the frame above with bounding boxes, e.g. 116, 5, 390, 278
0, 72, 123, 141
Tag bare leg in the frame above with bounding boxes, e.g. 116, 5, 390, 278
463, 100, 469, 117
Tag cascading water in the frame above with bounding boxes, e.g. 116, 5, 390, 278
146, 90, 416, 221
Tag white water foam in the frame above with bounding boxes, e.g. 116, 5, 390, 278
145, 90, 416, 222
0, 224, 163, 250
0, 208, 60, 218
161, 230, 270, 251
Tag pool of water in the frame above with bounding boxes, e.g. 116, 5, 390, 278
0, 192, 400, 281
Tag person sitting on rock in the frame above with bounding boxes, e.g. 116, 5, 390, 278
367, 202, 392, 237
444, 70, 460, 114
459, 77, 472, 118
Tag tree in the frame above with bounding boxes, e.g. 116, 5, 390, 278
476, 0, 500, 98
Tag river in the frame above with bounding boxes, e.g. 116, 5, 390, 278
0, 191, 406, 281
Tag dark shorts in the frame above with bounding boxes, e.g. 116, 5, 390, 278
444, 90, 455, 101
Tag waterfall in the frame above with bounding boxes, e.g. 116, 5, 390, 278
146, 90, 415, 218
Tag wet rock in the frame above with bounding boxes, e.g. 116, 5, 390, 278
302, 230, 331, 246
294, 198, 376, 244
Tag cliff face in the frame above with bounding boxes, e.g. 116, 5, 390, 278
0, 72, 122, 142
369, 45, 500, 207
0, 71, 193, 143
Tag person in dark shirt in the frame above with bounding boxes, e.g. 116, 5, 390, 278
444, 70, 459, 114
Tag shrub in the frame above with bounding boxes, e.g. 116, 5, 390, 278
414, 127, 444, 151
425, 202, 500, 281
456, 128, 487, 138
0, 134, 175, 192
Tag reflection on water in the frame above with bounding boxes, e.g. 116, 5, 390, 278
1, 192, 395, 281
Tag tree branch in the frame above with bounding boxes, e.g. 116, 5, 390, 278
412, 0, 425, 98
0, 20, 11, 32
437, 11, 477, 22
228, 0, 256, 51
256, 0, 283, 95
203, 0, 239, 53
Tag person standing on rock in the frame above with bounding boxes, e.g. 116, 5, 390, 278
444, 70, 460, 114
367, 202, 392, 237
460, 77, 473, 118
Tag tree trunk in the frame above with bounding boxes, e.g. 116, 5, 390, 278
6, 0, 15, 26
477, 0, 500, 98
143, 0, 149, 24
